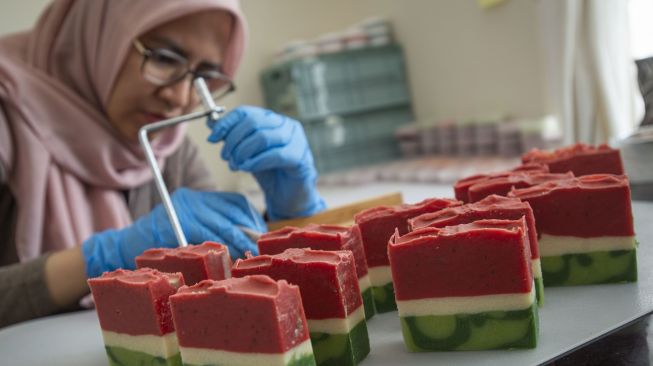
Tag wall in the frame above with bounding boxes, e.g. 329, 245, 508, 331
351, 0, 545, 123
0, 0, 547, 190
0, 0, 50, 34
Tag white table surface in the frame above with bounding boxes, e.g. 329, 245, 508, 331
1, 183, 651, 366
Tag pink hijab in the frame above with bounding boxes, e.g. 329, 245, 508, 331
0, 0, 247, 261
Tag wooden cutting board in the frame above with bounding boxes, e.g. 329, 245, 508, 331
267, 192, 404, 231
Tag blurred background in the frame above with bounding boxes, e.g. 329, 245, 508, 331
2, 0, 652, 194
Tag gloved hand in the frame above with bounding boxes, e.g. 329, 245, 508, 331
81, 188, 267, 278
207, 106, 326, 221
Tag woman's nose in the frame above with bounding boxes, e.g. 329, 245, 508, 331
156, 75, 198, 110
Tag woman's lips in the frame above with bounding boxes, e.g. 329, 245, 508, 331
142, 112, 168, 124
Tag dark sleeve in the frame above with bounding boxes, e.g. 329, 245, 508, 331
0, 103, 12, 185
0, 254, 62, 328
0, 159, 5, 185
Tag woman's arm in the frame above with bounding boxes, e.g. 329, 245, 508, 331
0, 233, 89, 330
0, 247, 88, 329
44, 247, 89, 308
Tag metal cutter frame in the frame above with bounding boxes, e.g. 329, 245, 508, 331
137, 78, 224, 248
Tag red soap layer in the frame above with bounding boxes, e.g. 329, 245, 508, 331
170, 276, 309, 353
509, 174, 635, 237
232, 248, 362, 320
467, 172, 574, 203
522, 143, 624, 176
410, 195, 539, 259
453, 163, 549, 203
88, 268, 185, 336
389, 219, 532, 300
257, 224, 369, 278
355, 198, 461, 267
136, 241, 231, 285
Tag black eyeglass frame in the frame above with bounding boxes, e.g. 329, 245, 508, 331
132, 39, 236, 100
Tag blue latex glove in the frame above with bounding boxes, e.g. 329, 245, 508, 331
81, 188, 266, 278
207, 106, 326, 221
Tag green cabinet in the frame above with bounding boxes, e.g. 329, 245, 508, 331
260, 45, 413, 173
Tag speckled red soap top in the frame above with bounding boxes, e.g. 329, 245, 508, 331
454, 163, 549, 202
466, 172, 574, 203
354, 198, 461, 267
509, 174, 635, 237
389, 219, 532, 300
169, 276, 309, 353
409, 195, 539, 259
136, 241, 231, 285
522, 143, 624, 176
88, 268, 185, 336
258, 224, 368, 279
232, 248, 362, 320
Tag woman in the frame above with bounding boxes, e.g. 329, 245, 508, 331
0, 0, 325, 327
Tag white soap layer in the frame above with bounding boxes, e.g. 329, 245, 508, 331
539, 235, 636, 256
306, 305, 366, 334
397, 286, 535, 317
102, 330, 178, 358
532, 258, 542, 278
368, 266, 392, 287
358, 274, 371, 292
179, 338, 313, 366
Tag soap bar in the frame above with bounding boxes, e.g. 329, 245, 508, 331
522, 143, 624, 176
509, 174, 637, 286
88, 268, 185, 366
453, 162, 549, 203
354, 198, 460, 312
136, 241, 231, 285
466, 172, 573, 203
389, 219, 538, 351
258, 223, 375, 319
169, 275, 316, 366
232, 248, 370, 366
409, 194, 544, 306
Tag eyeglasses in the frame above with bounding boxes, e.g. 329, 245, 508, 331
133, 39, 235, 101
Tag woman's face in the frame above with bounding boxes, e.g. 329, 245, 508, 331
106, 10, 233, 142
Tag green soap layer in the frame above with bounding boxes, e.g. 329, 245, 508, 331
535, 276, 544, 307
361, 287, 376, 320
105, 346, 182, 366
400, 303, 539, 351
310, 320, 370, 366
372, 282, 397, 313
541, 249, 638, 287
184, 352, 316, 366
